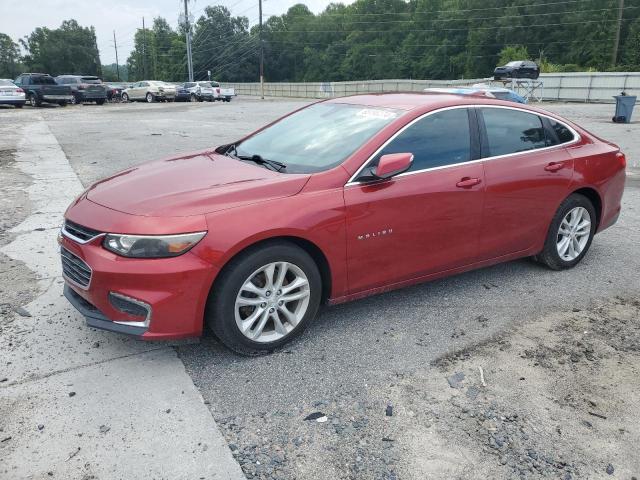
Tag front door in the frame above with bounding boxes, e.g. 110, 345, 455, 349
344, 107, 485, 294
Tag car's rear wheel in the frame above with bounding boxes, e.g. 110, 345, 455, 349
536, 193, 596, 270
206, 241, 322, 355
121, 93, 129, 102
70, 94, 78, 105
96, 99, 105, 105
29, 94, 40, 107
146, 92, 154, 103
190, 94, 197, 102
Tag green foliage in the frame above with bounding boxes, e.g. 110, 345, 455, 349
20, 20, 101, 76
0, 33, 22, 78
101, 63, 128, 81
498, 45, 531, 65
5, 0, 640, 83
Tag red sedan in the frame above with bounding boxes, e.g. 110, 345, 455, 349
61, 93, 626, 355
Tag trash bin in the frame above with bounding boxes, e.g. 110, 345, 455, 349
612, 95, 636, 123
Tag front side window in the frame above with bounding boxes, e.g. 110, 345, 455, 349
371, 108, 472, 172
235, 103, 401, 174
481, 108, 546, 157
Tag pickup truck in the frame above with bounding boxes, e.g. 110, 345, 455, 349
14, 73, 74, 107
211, 81, 235, 102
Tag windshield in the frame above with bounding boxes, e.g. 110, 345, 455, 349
198, 82, 212, 87
235, 103, 401, 173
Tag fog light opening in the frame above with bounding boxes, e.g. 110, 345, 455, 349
108, 292, 151, 328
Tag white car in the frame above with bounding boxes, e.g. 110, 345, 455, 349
122, 81, 176, 103
181, 81, 215, 102
0, 79, 26, 108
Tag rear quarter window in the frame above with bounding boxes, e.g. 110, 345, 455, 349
548, 119, 575, 144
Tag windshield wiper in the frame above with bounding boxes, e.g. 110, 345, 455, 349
225, 145, 286, 172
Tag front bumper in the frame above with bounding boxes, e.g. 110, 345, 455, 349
60, 234, 217, 340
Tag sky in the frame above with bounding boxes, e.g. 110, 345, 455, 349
2, 0, 345, 65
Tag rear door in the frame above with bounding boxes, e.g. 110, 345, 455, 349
344, 107, 485, 293
476, 106, 574, 260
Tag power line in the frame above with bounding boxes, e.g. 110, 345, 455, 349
267, 18, 626, 34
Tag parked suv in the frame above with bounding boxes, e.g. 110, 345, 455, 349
122, 81, 176, 103
55, 75, 107, 105
493, 60, 540, 80
180, 81, 215, 102
13, 73, 73, 107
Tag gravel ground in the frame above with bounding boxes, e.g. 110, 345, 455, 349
1, 97, 639, 479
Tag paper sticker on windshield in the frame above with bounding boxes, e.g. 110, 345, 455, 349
356, 109, 398, 120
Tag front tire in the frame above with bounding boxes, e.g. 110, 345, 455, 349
29, 94, 41, 107
536, 193, 596, 270
206, 241, 322, 355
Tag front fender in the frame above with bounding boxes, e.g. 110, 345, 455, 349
190, 189, 348, 299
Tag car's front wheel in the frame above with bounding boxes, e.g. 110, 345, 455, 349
536, 193, 596, 270
207, 241, 322, 355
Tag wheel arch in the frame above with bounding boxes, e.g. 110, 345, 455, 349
210, 235, 333, 305
571, 187, 602, 228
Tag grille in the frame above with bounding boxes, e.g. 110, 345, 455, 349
61, 247, 92, 288
63, 220, 102, 242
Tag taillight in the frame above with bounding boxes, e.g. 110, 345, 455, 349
616, 151, 626, 168
216, 88, 220, 94
16, 88, 24, 93
78, 83, 87, 90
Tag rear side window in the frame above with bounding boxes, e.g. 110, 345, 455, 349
374, 108, 472, 172
548, 119, 575, 144
481, 108, 546, 157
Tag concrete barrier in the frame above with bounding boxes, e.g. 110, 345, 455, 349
224, 73, 640, 103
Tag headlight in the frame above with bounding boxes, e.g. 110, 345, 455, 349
103, 232, 207, 258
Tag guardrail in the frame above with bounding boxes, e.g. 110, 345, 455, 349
225, 73, 640, 103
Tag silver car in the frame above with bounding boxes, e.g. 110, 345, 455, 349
122, 81, 176, 103
0, 79, 26, 108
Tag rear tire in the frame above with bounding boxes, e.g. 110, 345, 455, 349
536, 193, 596, 270
96, 99, 105, 105
29, 94, 41, 107
121, 93, 129, 102
206, 241, 322, 356
146, 92, 154, 103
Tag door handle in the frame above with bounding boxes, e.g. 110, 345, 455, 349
456, 177, 482, 188
544, 162, 564, 172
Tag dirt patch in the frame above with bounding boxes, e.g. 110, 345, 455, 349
216, 296, 640, 480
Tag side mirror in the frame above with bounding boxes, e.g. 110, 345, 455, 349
360, 153, 413, 182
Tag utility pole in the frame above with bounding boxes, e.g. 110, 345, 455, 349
113, 30, 121, 81
184, 0, 194, 82
612, 0, 624, 66
142, 17, 147, 79
259, 0, 264, 99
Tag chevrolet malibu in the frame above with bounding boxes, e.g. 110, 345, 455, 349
60, 93, 626, 355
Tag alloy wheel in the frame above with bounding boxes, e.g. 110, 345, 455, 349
29, 95, 37, 107
234, 261, 311, 343
146, 93, 153, 103
556, 206, 591, 261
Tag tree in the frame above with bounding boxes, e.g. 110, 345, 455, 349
21, 20, 102, 76
498, 45, 531, 65
0, 33, 21, 78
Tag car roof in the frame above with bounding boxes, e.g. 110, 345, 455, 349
325, 92, 516, 111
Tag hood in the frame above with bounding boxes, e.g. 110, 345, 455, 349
86, 151, 310, 217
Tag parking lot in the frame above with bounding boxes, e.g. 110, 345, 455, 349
1, 97, 640, 479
